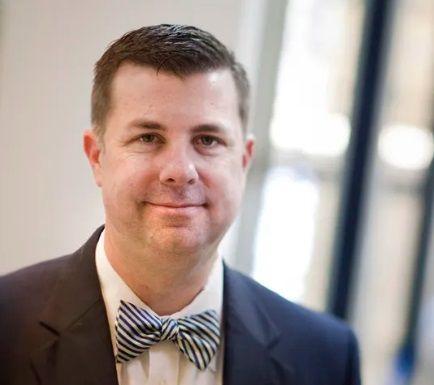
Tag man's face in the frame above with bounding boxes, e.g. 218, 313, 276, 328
84, 63, 254, 258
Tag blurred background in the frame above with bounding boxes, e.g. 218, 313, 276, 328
0, 0, 433, 384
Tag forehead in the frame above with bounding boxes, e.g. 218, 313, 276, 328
108, 63, 241, 129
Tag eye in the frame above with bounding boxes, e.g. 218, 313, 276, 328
196, 135, 220, 147
138, 133, 161, 144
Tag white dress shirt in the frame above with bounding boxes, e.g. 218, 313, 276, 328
95, 230, 224, 385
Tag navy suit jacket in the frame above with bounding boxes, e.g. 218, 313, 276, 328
0, 227, 361, 384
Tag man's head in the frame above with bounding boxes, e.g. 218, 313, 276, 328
91, 24, 250, 139
84, 25, 254, 266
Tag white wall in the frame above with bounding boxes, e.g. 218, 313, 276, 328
0, 0, 267, 273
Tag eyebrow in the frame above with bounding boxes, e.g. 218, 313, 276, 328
129, 119, 230, 135
191, 124, 228, 135
130, 120, 164, 130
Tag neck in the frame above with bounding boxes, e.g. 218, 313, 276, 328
103, 228, 218, 316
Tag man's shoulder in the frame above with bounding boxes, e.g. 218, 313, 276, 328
0, 254, 72, 314
226, 266, 355, 340
1, 254, 73, 298
0, 254, 78, 358
226, 267, 361, 384
0, 227, 102, 307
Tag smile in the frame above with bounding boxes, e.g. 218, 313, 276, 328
145, 202, 205, 215
146, 202, 205, 208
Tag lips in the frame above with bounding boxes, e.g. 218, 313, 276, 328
145, 201, 205, 217
146, 202, 205, 208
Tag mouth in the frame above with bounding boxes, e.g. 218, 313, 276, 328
144, 201, 207, 218
146, 202, 206, 209
144, 203, 203, 222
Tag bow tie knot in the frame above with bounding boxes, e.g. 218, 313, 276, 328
160, 317, 179, 341
115, 300, 220, 370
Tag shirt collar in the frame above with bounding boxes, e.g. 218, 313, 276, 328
95, 229, 223, 372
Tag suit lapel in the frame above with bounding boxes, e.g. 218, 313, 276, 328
222, 266, 295, 385
31, 227, 118, 385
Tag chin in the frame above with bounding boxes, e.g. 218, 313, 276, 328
152, 228, 209, 256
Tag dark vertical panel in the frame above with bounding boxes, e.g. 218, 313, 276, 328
327, 0, 395, 319
392, 121, 434, 384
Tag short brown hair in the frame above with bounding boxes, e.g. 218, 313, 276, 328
91, 24, 250, 138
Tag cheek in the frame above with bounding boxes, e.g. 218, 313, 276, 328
207, 167, 246, 216
101, 157, 150, 202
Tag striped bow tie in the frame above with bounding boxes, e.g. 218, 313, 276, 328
115, 300, 220, 370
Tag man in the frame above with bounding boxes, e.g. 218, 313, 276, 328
0, 24, 361, 385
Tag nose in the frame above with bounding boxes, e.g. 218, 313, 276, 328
159, 147, 199, 187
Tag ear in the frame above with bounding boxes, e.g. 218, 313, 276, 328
83, 129, 104, 187
242, 134, 255, 171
